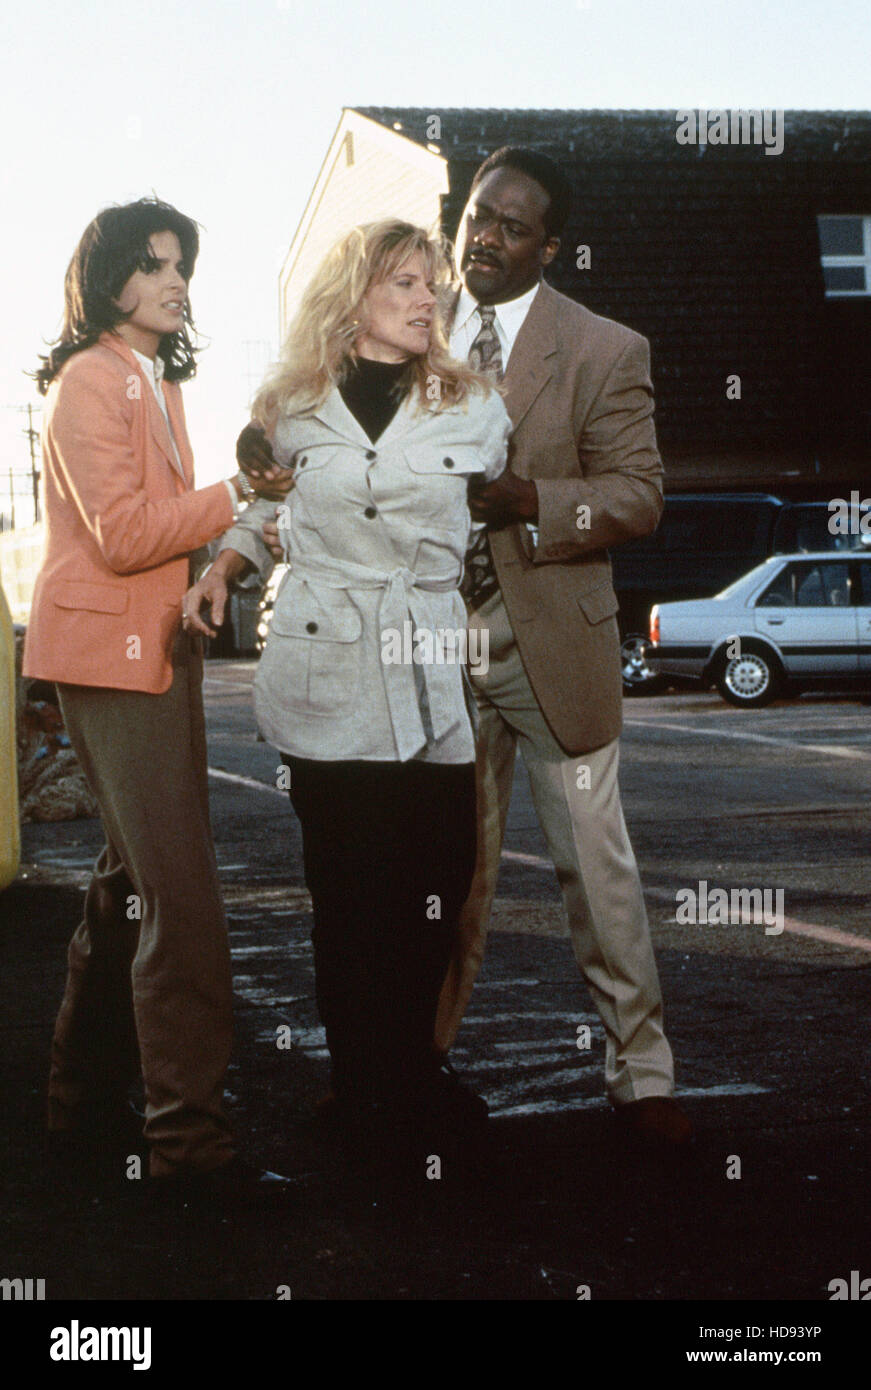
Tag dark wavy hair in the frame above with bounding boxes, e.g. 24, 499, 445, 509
471, 147, 573, 239
34, 197, 201, 395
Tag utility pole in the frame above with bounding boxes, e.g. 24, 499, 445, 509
23, 404, 40, 523
1, 403, 41, 528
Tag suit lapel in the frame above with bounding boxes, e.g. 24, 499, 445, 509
445, 281, 559, 432
444, 287, 461, 334
99, 334, 189, 486
502, 283, 559, 431
142, 384, 183, 481
163, 384, 194, 486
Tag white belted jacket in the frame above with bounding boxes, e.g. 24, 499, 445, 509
220, 383, 511, 762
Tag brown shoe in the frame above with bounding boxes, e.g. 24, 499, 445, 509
614, 1096, 694, 1149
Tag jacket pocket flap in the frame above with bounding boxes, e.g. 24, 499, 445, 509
576, 583, 619, 625
53, 581, 129, 615
291, 444, 339, 473
269, 593, 362, 643
405, 444, 487, 476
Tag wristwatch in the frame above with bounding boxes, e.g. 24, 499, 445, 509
234, 469, 257, 502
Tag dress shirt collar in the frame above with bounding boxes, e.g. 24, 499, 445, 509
132, 348, 166, 391
453, 280, 541, 348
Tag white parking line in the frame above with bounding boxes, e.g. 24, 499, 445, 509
208, 766, 287, 798
501, 849, 552, 867
625, 717, 871, 762
491, 1082, 769, 1118
503, 853, 871, 954
210, 771, 871, 955
464, 1054, 602, 1072
232, 965, 775, 1119
780, 917, 871, 953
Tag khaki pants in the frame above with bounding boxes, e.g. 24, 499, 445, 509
435, 593, 674, 1104
52, 634, 235, 1176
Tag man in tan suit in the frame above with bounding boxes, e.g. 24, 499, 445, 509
438, 147, 691, 1146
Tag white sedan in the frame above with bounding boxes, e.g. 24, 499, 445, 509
646, 552, 871, 707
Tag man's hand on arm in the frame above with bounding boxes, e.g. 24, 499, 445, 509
234, 421, 296, 501
468, 472, 538, 528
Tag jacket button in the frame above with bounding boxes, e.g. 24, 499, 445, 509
306, 621, 318, 633
297, 455, 307, 468
443, 457, 455, 468
364, 506, 377, 518
365, 449, 377, 460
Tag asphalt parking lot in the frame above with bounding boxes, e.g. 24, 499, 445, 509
2, 666, 869, 1344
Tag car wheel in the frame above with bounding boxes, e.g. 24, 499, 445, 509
715, 644, 781, 708
621, 634, 667, 696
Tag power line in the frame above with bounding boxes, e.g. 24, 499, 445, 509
1, 404, 42, 530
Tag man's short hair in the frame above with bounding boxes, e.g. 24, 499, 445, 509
470, 147, 573, 239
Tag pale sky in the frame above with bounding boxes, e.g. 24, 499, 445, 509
1, 0, 869, 519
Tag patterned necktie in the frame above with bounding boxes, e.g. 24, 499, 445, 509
468, 304, 503, 381
461, 307, 503, 610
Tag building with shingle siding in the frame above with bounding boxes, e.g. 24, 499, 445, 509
279, 107, 871, 495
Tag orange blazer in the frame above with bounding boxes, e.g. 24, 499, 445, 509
23, 332, 234, 693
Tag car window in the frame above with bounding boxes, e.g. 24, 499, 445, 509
757, 565, 791, 604
801, 563, 851, 606
716, 561, 773, 599
757, 562, 851, 607
858, 563, 871, 606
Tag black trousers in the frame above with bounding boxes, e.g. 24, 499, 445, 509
284, 755, 476, 1120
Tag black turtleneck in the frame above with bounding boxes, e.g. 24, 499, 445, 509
339, 356, 410, 443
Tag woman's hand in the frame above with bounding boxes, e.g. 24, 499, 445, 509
262, 516, 284, 561
182, 565, 233, 638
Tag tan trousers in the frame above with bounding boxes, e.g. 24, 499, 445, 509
435, 593, 674, 1104
52, 633, 235, 1176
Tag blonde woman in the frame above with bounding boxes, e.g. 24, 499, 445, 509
186, 221, 510, 1183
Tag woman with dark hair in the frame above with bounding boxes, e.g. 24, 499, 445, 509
25, 198, 293, 1199
184, 219, 511, 1190
33, 198, 202, 395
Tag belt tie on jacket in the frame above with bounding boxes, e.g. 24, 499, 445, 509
286, 555, 464, 760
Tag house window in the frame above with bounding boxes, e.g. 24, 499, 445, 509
817, 215, 871, 297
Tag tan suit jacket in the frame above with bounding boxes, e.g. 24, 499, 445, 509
479, 280, 664, 754
24, 333, 234, 693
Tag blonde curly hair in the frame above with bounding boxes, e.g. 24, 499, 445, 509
251, 219, 493, 429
